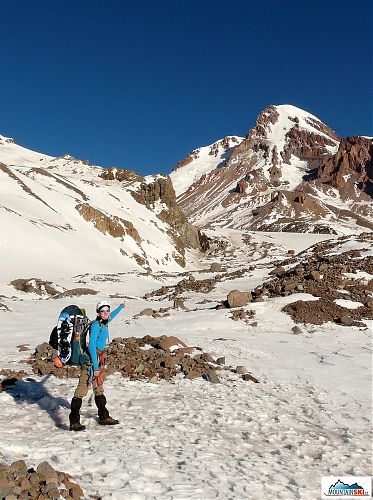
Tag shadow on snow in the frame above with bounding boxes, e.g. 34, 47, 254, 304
3, 375, 70, 430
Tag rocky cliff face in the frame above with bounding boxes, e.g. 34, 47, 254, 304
172, 104, 372, 235
76, 203, 142, 243
99, 167, 142, 183
97, 167, 210, 266
130, 175, 209, 266
316, 136, 373, 196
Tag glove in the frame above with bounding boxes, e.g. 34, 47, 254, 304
121, 301, 126, 308
94, 369, 103, 386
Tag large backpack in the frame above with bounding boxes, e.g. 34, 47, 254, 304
49, 305, 91, 366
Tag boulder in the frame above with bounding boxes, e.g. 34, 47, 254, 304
340, 314, 354, 326
236, 365, 248, 375
202, 371, 220, 384
291, 325, 302, 335
173, 298, 187, 310
200, 353, 215, 363
227, 290, 250, 308
269, 266, 286, 277
210, 262, 222, 272
185, 370, 201, 380
158, 336, 186, 351
139, 308, 155, 317
309, 270, 321, 281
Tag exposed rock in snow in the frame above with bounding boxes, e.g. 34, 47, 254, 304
0, 459, 84, 499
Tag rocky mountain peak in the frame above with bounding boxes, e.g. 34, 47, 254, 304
230, 104, 339, 170
173, 105, 371, 235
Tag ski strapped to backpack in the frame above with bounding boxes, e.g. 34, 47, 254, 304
49, 305, 92, 367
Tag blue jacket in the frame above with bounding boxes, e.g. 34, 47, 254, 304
88, 304, 124, 371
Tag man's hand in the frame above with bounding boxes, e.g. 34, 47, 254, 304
121, 301, 126, 308
94, 369, 103, 385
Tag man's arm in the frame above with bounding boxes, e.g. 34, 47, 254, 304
88, 322, 100, 371
108, 303, 125, 323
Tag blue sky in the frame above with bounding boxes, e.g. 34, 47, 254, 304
1, 0, 371, 175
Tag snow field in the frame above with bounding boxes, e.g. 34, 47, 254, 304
0, 230, 371, 498
1, 260, 372, 499
1, 367, 371, 500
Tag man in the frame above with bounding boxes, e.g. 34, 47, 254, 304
69, 301, 125, 431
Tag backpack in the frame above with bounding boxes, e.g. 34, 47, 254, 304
49, 305, 91, 366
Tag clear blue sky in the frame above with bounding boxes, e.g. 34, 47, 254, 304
1, 0, 371, 175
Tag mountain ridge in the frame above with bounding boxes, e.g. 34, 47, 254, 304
0, 137, 207, 280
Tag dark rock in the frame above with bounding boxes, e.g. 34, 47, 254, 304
230, 308, 255, 321
242, 373, 259, 383
309, 270, 321, 281
340, 314, 354, 326
30, 335, 231, 383
173, 298, 187, 310
291, 326, 302, 335
202, 371, 220, 384
269, 266, 285, 277
0, 460, 84, 499
139, 308, 155, 317
200, 353, 215, 363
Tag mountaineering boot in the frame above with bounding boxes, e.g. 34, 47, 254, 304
95, 394, 119, 426
69, 397, 85, 431
98, 416, 119, 426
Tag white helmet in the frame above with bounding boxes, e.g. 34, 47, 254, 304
96, 301, 111, 313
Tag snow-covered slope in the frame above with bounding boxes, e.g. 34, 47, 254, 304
170, 136, 243, 197
0, 135, 205, 281
172, 105, 373, 235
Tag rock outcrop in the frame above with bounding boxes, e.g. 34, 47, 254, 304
99, 166, 143, 183
247, 233, 373, 326
316, 136, 373, 196
30, 335, 234, 383
76, 203, 142, 243
131, 175, 209, 265
0, 460, 84, 499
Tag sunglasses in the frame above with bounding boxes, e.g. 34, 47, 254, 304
99, 308, 110, 313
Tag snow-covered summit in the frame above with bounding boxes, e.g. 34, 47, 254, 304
261, 104, 339, 155
173, 105, 372, 235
